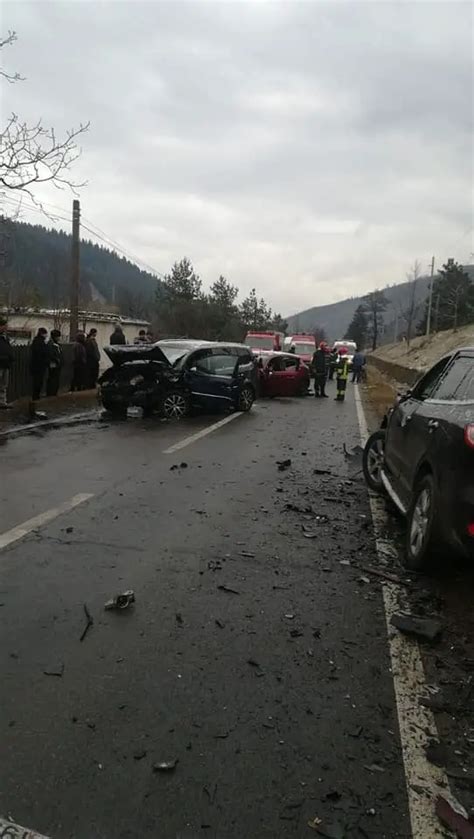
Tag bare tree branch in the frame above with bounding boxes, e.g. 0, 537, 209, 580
0, 32, 89, 215
0, 32, 25, 82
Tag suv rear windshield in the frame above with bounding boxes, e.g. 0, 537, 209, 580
432, 355, 474, 401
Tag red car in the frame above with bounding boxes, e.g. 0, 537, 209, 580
257, 351, 310, 397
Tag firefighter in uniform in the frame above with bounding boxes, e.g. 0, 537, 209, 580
335, 346, 349, 401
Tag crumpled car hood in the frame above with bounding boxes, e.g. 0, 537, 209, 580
104, 344, 171, 366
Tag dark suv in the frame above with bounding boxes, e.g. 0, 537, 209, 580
99, 340, 257, 419
363, 348, 474, 569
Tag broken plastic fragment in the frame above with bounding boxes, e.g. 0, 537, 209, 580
104, 590, 135, 611
153, 758, 178, 773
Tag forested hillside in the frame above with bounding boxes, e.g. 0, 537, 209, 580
286, 276, 432, 341
286, 265, 474, 344
0, 219, 159, 317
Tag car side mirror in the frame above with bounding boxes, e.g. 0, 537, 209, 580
396, 389, 412, 404
189, 365, 197, 373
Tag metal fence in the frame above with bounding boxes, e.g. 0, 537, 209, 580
7, 343, 75, 402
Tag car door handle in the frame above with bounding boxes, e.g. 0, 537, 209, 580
428, 420, 439, 431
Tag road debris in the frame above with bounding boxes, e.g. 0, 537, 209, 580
313, 468, 332, 475
277, 459, 292, 471
43, 663, 64, 677
307, 816, 322, 830
215, 619, 225, 629
247, 658, 260, 667
240, 551, 255, 558
203, 783, 218, 804
133, 749, 147, 760
104, 590, 135, 611
285, 502, 313, 514
217, 585, 240, 595
170, 462, 188, 471
280, 799, 304, 820
153, 758, 178, 773
360, 565, 410, 586
284, 613, 295, 620
207, 559, 222, 571
343, 443, 364, 460
175, 612, 184, 625
390, 613, 442, 642
80, 603, 94, 642
364, 763, 385, 773
435, 795, 474, 838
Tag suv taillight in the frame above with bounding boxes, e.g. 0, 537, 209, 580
464, 424, 474, 448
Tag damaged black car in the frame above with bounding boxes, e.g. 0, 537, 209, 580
98, 340, 258, 419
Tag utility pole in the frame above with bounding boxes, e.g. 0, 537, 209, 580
69, 199, 80, 340
425, 255, 435, 337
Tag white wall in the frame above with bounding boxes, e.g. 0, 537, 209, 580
6, 313, 150, 369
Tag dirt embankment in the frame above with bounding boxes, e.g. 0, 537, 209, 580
373, 323, 474, 372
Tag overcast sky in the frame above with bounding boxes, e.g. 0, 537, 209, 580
2, 0, 473, 315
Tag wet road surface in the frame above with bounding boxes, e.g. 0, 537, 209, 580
1, 387, 462, 838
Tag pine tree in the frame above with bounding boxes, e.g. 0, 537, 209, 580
419, 260, 473, 333
363, 290, 389, 350
344, 304, 368, 349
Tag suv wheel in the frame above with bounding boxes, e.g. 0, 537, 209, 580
362, 430, 386, 492
405, 473, 440, 570
161, 391, 190, 420
238, 386, 255, 412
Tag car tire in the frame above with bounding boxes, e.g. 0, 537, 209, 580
362, 430, 386, 492
238, 385, 255, 412
160, 390, 190, 420
405, 473, 441, 571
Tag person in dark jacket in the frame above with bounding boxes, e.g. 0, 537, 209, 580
85, 328, 101, 388
311, 342, 329, 398
351, 349, 366, 383
110, 324, 126, 345
328, 347, 338, 380
30, 327, 49, 400
46, 329, 63, 397
134, 329, 148, 345
0, 316, 14, 408
71, 332, 87, 392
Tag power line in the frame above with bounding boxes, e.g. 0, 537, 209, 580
0, 193, 165, 278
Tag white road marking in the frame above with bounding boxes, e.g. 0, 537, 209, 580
0, 493, 94, 551
163, 412, 243, 455
353, 386, 450, 837
0, 816, 50, 837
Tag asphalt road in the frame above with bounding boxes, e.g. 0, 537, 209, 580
1, 389, 415, 838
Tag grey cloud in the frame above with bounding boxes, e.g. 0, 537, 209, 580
2, 0, 472, 314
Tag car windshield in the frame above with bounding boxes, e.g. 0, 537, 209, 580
159, 344, 195, 366
246, 336, 274, 349
432, 355, 474, 401
293, 343, 314, 355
